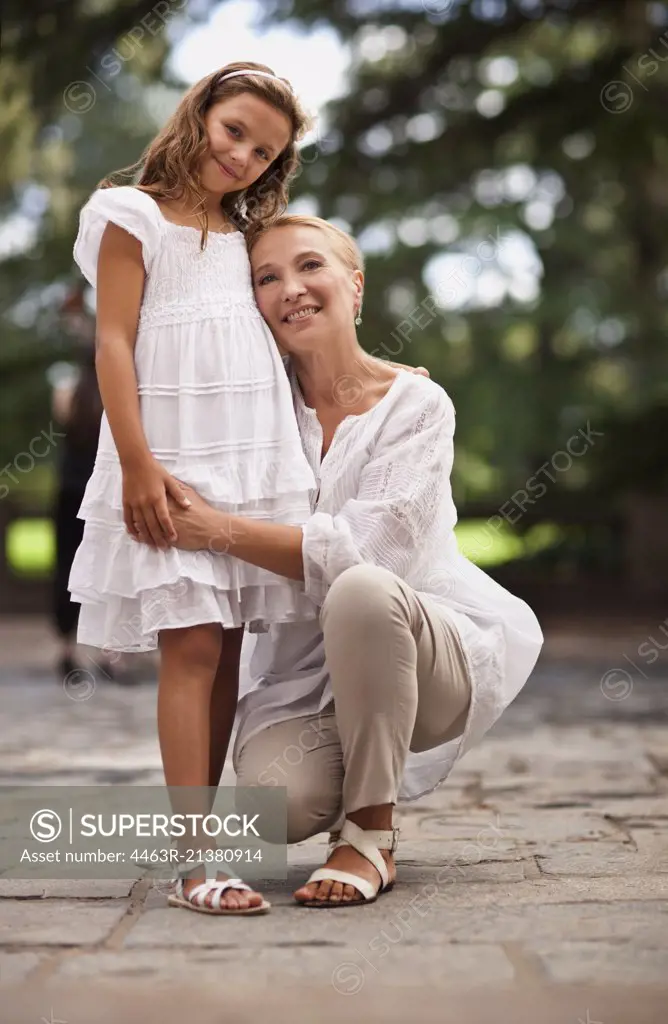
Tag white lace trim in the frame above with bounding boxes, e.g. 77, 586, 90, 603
139, 298, 260, 330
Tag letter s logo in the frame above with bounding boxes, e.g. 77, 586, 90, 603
30, 809, 62, 843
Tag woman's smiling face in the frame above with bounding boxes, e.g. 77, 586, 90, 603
250, 223, 364, 355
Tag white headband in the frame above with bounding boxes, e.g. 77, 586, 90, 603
218, 69, 291, 90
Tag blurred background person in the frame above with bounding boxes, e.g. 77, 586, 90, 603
50, 286, 113, 681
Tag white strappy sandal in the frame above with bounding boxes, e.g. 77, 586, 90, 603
168, 862, 270, 916
299, 819, 399, 908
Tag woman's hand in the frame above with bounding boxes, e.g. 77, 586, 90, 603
123, 459, 191, 548
370, 355, 429, 377
387, 361, 429, 377
166, 484, 228, 552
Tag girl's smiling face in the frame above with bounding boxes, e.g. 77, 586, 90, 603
250, 224, 364, 355
201, 92, 292, 196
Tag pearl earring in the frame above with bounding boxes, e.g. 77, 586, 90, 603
355, 313, 362, 326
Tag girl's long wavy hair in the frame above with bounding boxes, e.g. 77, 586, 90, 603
99, 61, 311, 248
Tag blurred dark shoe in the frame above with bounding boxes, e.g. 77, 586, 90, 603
97, 656, 116, 682
57, 654, 77, 682
97, 654, 143, 686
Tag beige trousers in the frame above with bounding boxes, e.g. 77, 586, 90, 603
236, 564, 472, 843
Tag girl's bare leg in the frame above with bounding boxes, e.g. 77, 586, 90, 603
158, 623, 262, 910
158, 623, 222, 786
208, 626, 244, 791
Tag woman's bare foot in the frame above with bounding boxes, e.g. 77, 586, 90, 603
293, 843, 396, 905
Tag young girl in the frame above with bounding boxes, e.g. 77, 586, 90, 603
69, 62, 317, 915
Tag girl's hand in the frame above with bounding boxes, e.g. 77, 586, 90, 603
122, 460, 191, 548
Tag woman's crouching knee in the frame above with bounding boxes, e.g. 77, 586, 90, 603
235, 760, 340, 845
321, 563, 406, 640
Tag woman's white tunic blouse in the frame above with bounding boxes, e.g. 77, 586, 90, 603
69, 186, 316, 651
235, 368, 544, 800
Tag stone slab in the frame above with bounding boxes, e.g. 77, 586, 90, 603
534, 941, 668, 985
396, 809, 510, 840
0, 899, 128, 946
0, 879, 136, 899
398, 857, 526, 885
407, 809, 622, 852
397, 837, 526, 866
482, 777, 663, 805
580, 796, 668, 819
56, 943, 515, 988
629, 827, 668, 855
398, 834, 525, 861
537, 844, 668, 876
125, 889, 667, 952
392, 901, 668, 946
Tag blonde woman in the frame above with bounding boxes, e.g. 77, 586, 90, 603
140, 215, 544, 910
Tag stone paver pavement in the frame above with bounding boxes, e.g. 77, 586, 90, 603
0, 616, 667, 1022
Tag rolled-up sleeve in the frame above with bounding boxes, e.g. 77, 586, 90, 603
301, 385, 457, 604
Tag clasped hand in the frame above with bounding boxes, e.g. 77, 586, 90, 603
122, 459, 193, 549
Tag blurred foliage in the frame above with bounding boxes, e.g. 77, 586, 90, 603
273, 0, 668, 504
0, 0, 211, 471
1, 0, 668, 518
590, 399, 668, 495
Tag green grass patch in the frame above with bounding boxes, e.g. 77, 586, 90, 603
6, 518, 55, 577
454, 519, 563, 567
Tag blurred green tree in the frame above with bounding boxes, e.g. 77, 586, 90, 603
0, 0, 210, 485
268, 0, 668, 510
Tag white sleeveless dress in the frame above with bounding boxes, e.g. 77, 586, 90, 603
69, 186, 317, 652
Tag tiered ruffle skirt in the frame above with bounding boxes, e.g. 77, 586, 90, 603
69, 312, 317, 651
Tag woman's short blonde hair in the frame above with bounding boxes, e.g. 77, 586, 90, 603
248, 214, 365, 273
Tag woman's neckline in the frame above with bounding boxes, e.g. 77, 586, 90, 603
131, 187, 243, 237
292, 363, 407, 423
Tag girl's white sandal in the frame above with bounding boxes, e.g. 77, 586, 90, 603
299, 819, 399, 908
168, 862, 270, 915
